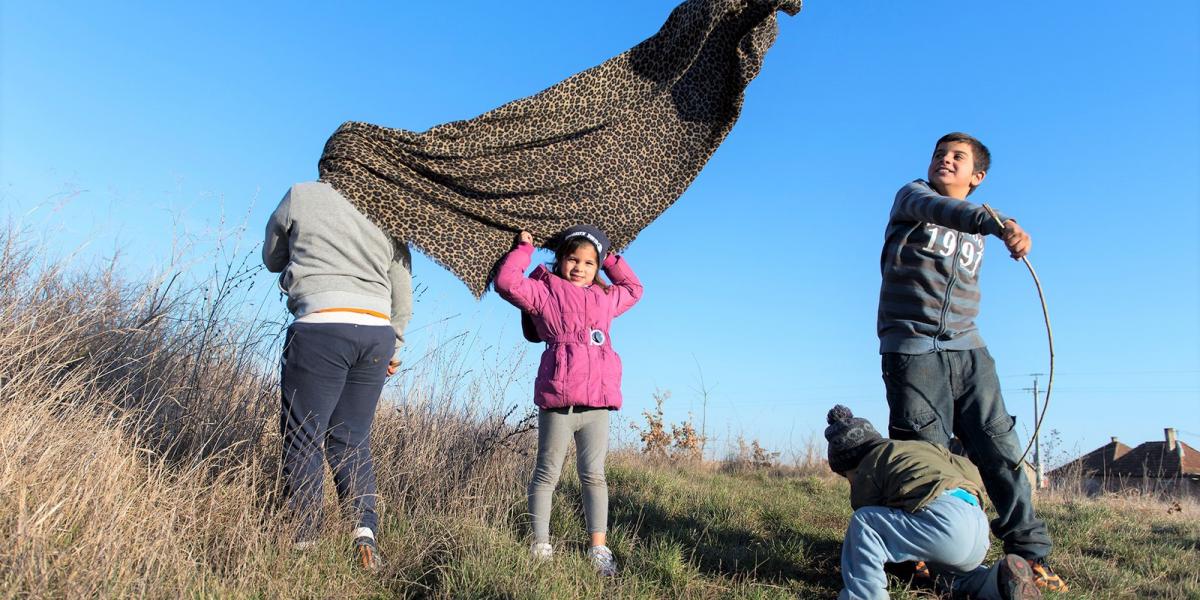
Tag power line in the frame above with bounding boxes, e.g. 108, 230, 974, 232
1009, 368, 1200, 376
1000, 387, 1199, 394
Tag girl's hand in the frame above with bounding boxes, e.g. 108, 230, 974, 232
517, 231, 534, 247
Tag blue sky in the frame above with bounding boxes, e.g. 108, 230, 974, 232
3, 1, 1197, 462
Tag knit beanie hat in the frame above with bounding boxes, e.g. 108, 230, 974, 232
518, 224, 613, 344
556, 224, 611, 264
825, 405, 884, 473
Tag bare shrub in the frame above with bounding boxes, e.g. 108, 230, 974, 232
784, 433, 830, 477
632, 389, 672, 458
670, 419, 704, 462
629, 389, 706, 461
722, 434, 781, 473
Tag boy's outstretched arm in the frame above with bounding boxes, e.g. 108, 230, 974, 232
892, 181, 1031, 259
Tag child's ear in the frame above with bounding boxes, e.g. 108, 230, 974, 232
970, 169, 987, 189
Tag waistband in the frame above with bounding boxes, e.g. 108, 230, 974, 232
543, 329, 608, 346
944, 487, 980, 507
314, 307, 389, 320
543, 405, 610, 415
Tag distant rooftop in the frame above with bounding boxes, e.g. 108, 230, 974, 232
1050, 429, 1199, 480
1049, 437, 1132, 477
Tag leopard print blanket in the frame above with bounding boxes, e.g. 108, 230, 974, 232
319, 0, 801, 297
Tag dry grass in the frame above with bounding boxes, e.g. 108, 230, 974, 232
0, 225, 535, 598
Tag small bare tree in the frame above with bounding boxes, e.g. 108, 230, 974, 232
630, 389, 707, 460
633, 389, 673, 457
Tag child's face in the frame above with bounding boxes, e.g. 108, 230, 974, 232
927, 141, 986, 198
559, 244, 599, 287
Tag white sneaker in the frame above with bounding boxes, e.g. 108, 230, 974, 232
587, 545, 618, 577
530, 542, 554, 561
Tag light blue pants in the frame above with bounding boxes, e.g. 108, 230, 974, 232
840, 495, 1003, 600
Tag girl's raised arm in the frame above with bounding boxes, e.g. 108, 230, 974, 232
603, 254, 643, 317
494, 239, 550, 315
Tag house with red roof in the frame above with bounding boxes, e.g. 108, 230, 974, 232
1049, 428, 1199, 496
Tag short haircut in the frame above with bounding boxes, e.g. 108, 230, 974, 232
935, 132, 991, 174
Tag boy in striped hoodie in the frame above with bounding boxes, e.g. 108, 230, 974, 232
875, 133, 1066, 591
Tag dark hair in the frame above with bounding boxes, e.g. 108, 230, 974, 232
935, 132, 991, 174
551, 236, 609, 292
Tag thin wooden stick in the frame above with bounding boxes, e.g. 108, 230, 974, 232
982, 204, 1055, 471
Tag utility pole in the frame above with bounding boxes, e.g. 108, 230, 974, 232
1023, 374, 1046, 489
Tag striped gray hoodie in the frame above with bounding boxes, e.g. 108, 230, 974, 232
877, 180, 1010, 354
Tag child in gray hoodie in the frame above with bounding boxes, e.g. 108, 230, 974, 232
263, 180, 412, 571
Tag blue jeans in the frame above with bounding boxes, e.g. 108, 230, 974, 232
279, 322, 395, 539
840, 495, 1001, 600
881, 348, 1052, 559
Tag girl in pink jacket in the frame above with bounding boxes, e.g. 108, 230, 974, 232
494, 224, 643, 576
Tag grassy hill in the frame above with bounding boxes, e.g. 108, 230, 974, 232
2, 228, 1197, 599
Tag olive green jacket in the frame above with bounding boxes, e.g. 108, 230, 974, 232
849, 440, 985, 513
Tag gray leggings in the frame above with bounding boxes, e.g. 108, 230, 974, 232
528, 407, 610, 543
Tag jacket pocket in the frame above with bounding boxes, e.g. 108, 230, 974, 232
278, 266, 293, 295
537, 351, 558, 383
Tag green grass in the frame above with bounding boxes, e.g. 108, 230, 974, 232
349, 458, 1199, 599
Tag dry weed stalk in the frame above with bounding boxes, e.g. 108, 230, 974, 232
0, 225, 537, 597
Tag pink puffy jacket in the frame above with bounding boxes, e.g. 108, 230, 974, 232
494, 242, 643, 410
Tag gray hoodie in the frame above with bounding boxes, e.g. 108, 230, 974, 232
263, 181, 412, 347
877, 180, 1010, 354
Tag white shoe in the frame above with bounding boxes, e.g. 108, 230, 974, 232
587, 545, 618, 576
530, 542, 554, 561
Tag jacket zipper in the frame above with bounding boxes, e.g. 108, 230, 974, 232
933, 235, 965, 351
586, 289, 596, 406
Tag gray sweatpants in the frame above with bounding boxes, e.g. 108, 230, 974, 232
528, 407, 610, 543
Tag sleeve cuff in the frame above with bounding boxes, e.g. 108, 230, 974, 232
988, 215, 1014, 237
